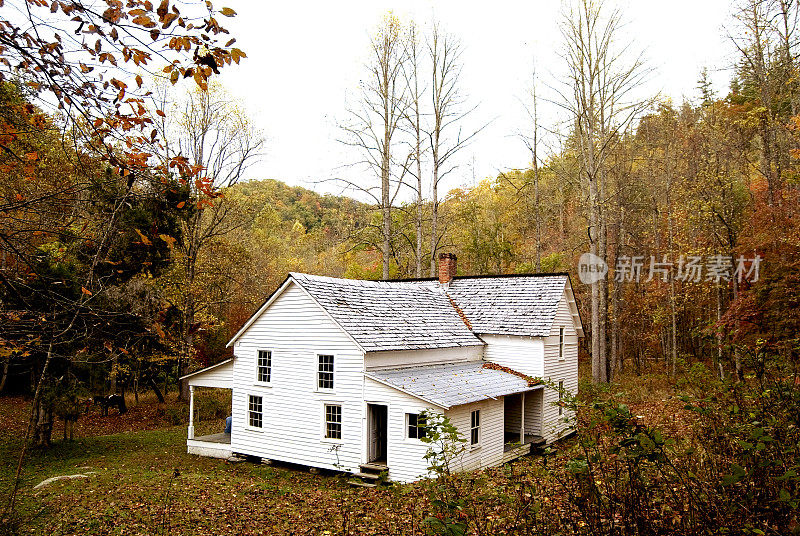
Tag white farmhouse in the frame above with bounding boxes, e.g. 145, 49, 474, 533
181, 253, 583, 484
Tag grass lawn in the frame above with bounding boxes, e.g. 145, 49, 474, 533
1, 395, 428, 536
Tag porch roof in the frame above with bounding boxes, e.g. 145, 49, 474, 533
365, 362, 542, 410
180, 358, 233, 388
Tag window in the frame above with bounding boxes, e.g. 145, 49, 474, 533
559, 327, 565, 360
558, 380, 564, 416
248, 395, 263, 428
407, 413, 428, 439
317, 354, 334, 390
470, 409, 480, 446
324, 404, 342, 439
257, 350, 271, 383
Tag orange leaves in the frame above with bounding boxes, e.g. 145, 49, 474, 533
159, 233, 177, 249
81, 287, 93, 296
134, 228, 152, 246
230, 47, 246, 64
132, 15, 156, 29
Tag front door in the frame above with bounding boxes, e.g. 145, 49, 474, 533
367, 404, 388, 463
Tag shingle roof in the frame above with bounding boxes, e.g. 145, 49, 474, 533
444, 275, 568, 337
290, 273, 483, 352
365, 362, 541, 409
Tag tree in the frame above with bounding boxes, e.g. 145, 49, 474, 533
729, 0, 799, 207
0, 0, 242, 516
403, 22, 427, 277
426, 21, 483, 277
151, 84, 263, 399
556, 0, 651, 383
340, 14, 409, 280
518, 67, 544, 272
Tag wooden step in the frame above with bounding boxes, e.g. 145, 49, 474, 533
353, 471, 381, 481
359, 463, 388, 473
348, 479, 377, 488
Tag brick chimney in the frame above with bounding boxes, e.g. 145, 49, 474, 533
438, 253, 457, 285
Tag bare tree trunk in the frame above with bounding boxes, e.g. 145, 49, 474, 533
559, 0, 649, 382
610, 211, 624, 380
0, 356, 9, 393
716, 284, 726, 380
341, 15, 408, 279
6, 342, 53, 516
732, 258, 743, 381
426, 22, 482, 275
405, 24, 425, 278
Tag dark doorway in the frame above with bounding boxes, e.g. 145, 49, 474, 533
367, 404, 388, 463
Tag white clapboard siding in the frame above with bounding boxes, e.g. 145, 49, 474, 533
231, 281, 365, 473
186, 359, 233, 388
366, 346, 483, 370
363, 377, 437, 483
445, 399, 505, 473
481, 335, 544, 378
541, 293, 579, 443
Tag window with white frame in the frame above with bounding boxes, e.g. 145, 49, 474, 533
558, 380, 564, 416
257, 350, 271, 383
559, 327, 565, 360
324, 404, 342, 439
407, 413, 428, 439
470, 409, 480, 446
248, 395, 263, 428
317, 354, 334, 390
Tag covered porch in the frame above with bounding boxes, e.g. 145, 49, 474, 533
180, 358, 233, 459
502, 387, 545, 463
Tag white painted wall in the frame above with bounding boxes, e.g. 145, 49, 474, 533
231, 281, 366, 473
445, 398, 505, 473
366, 345, 483, 370
541, 294, 579, 443
481, 334, 544, 378
363, 377, 436, 483
361, 380, 506, 483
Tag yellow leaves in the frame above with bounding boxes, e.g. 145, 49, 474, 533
220, 7, 236, 16
159, 233, 176, 249
134, 228, 152, 245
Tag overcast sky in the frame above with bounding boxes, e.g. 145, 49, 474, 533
218, 0, 736, 199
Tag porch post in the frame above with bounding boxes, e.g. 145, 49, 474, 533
520, 392, 525, 444
188, 385, 195, 439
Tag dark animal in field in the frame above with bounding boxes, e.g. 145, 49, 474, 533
93, 394, 127, 416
